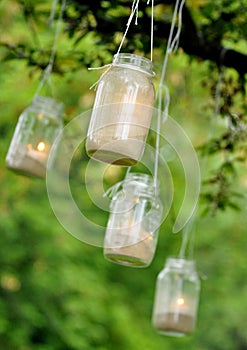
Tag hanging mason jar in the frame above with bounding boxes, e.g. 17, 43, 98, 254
104, 172, 163, 267
152, 257, 200, 337
6, 95, 64, 178
86, 53, 155, 166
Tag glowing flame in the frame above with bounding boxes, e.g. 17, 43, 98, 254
37, 141, 46, 152
177, 297, 185, 306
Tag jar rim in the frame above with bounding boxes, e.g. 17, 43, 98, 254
125, 172, 157, 186
113, 53, 155, 76
32, 95, 64, 119
123, 172, 159, 196
165, 257, 196, 271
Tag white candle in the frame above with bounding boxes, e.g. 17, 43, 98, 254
8, 142, 48, 178
171, 296, 191, 314
27, 142, 48, 163
153, 296, 195, 336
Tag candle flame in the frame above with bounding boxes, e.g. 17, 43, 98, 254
37, 142, 46, 152
177, 297, 185, 306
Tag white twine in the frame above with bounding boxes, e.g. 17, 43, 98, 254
114, 0, 140, 59
153, 0, 185, 196
178, 43, 229, 259
88, 64, 113, 91
177, 70, 222, 259
178, 211, 196, 258
88, 0, 155, 90
34, 0, 66, 97
47, 0, 58, 27
147, 0, 154, 61
170, 0, 185, 53
99, 0, 184, 198
115, 0, 154, 60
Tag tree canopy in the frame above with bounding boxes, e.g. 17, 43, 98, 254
3, 0, 247, 74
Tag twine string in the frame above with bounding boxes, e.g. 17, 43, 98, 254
34, 0, 66, 97
47, 0, 58, 27
179, 211, 196, 258
88, 64, 113, 91
153, 0, 185, 196
179, 49, 228, 259
89, 0, 154, 90
114, 0, 140, 59
147, 0, 154, 61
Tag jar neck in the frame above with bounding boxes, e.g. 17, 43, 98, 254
31, 96, 64, 120
113, 53, 154, 76
165, 257, 196, 274
123, 172, 158, 197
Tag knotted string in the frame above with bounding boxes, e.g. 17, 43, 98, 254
88, 64, 113, 91
88, 0, 154, 90
34, 0, 66, 98
102, 0, 184, 200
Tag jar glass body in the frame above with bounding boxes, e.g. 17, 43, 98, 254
6, 96, 64, 178
86, 54, 155, 166
104, 173, 163, 267
152, 258, 200, 337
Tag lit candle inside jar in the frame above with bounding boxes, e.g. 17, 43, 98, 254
103, 173, 162, 267
154, 295, 195, 336
171, 296, 192, 317
27, 142, 48, 163
152, 258, 200, 337
5, 96, 64, 178
12, 141, 49, 178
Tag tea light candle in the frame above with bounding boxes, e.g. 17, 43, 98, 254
5, 95, 64, 178
9, 142, 48, 178
103, 172, 162, 267
27, 142, 48, 163
153, 296, 195, 336
152, 258, 200, 337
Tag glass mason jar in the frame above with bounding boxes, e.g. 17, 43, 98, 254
86, 53, 155, 166
152, 257, 200, 337
104, 173, 163, 267
6, 95, 64, 178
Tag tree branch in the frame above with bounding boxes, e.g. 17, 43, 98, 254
179, 5, 247, 77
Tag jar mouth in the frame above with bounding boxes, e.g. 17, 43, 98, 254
113, 53, 155, 76
32, 95, 64, 119
125, 172, 155, 186
123, 172, 159, 196
166, 257, 196, 271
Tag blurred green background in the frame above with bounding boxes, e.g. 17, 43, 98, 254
1, 1, 247, 349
